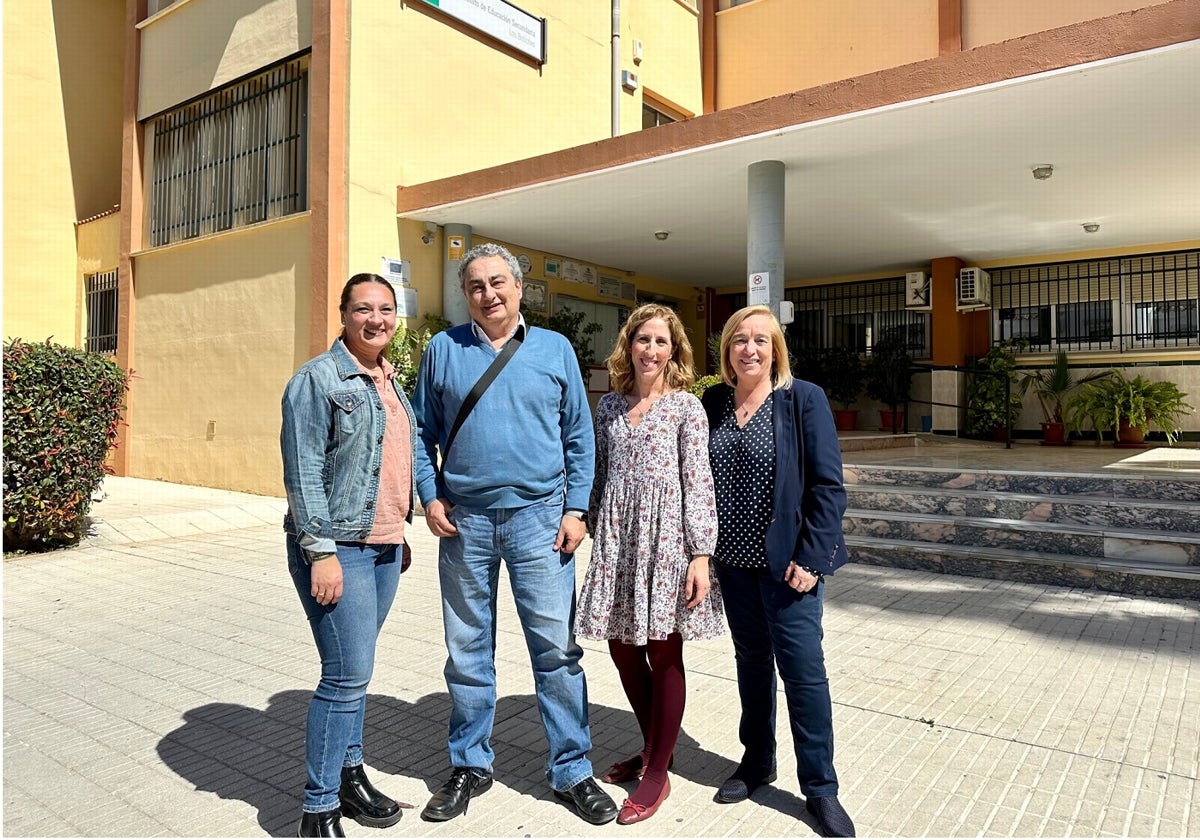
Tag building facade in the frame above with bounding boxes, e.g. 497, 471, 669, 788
4, 0, 1198, 494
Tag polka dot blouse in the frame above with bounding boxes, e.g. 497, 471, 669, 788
710, 389, 775, 568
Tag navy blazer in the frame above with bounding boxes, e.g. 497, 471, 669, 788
702, 379, 850, 581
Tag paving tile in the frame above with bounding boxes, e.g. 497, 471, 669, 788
5, 471, 1200, 837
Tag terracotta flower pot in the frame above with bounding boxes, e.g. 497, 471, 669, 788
833, 409, 859, 432
1040, 421, 1067, 446
1115, 418, 1146, 445
878, 409, 905, 433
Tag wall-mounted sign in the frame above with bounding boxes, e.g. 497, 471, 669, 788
598, 274, 623, 299
418, 0, 546, 64
392, 287, 419, 319
517, 253, 533, 276
522, 278, 548, 314
448, 236, 465, 261
579, 265, 596, 286
381, 257, 410, 286
544, 257, 560, 278
561, 260, 581, 282
748, 272, 770, 306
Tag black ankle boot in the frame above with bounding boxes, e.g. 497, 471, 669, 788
339, 764, 402, 828
297, 808, 345, 837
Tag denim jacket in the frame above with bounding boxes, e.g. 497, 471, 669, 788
281, 338, 417, 559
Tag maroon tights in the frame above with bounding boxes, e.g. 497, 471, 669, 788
608, 634, 685, 807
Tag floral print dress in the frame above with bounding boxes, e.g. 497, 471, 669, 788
576, 390, 723, 644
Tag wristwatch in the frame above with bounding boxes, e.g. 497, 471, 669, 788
564, 510, 586, 520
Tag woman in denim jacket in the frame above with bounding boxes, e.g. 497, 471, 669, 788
281, 273, 418, 837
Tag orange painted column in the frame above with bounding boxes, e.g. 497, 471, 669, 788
308, 0, 350, 359
113, 0, 148, 476
930, 256, 965, 366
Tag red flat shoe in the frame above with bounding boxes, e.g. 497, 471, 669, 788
602, 754, 645, 783
617, 778, 671, 826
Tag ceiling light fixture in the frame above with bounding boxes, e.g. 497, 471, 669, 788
1082, 222, 1100, 233
654, 230, 670, 241
1031, 164, 1054, 180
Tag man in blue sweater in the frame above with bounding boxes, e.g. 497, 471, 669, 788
411, 243, 617, 826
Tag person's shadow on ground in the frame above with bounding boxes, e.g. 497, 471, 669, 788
157, 689, 738, 836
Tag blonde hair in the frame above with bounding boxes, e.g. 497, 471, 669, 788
606, 304, 696, 395
717, 305, 793, 390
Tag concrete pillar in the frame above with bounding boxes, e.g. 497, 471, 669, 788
442, 224, 471, 325
747, 160, 785, 315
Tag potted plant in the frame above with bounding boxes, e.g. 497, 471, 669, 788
865, 332, 914, 432
1016, 348, 1109, 445
965, 340, 1023, 441
818, 345, 865, 431
1065, 369, 1192, 446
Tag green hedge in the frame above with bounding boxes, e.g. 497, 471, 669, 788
3, 339, 130, 552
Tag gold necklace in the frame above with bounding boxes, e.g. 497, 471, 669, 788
735, 387, 770, 420
626, 391, 663, 422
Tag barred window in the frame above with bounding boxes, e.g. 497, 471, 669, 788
86, 269, 118, 355
149, 58, 308, 247
727, 278, 931, 361
991, 250, 1199, 351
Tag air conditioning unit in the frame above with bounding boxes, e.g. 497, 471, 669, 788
957, 267, 991, 309
905, 271, 931, 310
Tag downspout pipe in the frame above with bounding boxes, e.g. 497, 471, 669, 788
611, 0, 620, 137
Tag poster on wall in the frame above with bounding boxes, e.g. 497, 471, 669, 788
586, 365, 611, 394
598, 274, 623, 299
544, 257, 560, 278
561, 261, 581, 282
522, 278, 549, 314
580, 265, 596, 286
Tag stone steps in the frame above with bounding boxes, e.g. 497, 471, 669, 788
841, 462, 1200, 598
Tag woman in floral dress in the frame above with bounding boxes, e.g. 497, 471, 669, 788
576, 303, 722, 826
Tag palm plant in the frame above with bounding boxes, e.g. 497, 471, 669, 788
1017, 348, 1110, 425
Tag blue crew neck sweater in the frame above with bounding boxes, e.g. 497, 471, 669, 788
412, 323, 595, 511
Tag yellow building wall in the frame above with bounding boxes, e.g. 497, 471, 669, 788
3, 0, 87, 345
345, 1, 704, 329
714, 0, 939, 108
77, 212, 123, 336
626, 0, 704, 122
127, 216, 310, 495
962, 0, 1169, 48
137, 0, 311, 119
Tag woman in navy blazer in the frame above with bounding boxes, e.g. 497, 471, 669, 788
701, 305, 855, 838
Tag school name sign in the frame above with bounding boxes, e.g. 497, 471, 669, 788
419, 0, 546, 63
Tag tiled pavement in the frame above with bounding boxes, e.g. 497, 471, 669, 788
4, 447, 1199, 838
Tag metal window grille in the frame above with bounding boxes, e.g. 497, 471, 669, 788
85, 269, 119, 355
786, 277, 929, 358
991, 249, 1200, 351
729, 277, 930, 360
149, 58, 308, 247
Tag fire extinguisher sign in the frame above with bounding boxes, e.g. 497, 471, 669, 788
747, 272, 770, 305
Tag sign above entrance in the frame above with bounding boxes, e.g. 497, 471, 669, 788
418, 0, 546, 64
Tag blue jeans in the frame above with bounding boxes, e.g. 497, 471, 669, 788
714, 562, 839, 798
439, 499, 593, 790
288, 536, 400, 813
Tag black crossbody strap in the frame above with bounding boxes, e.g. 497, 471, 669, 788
443, 325, 525, 462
